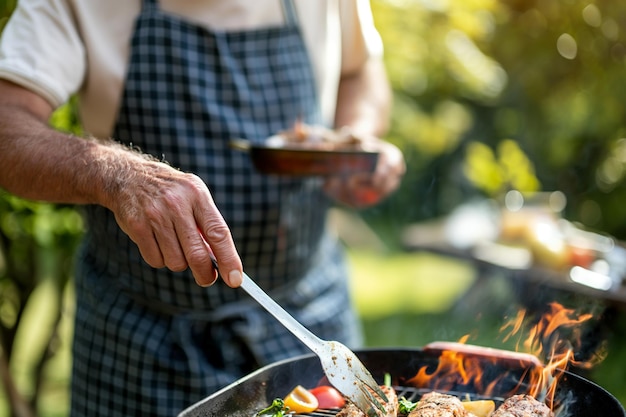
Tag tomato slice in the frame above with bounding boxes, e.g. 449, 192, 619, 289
309, 386, 346, 409
283, 385, 319, 413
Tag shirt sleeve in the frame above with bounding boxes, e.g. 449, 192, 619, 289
0, 0, 86, 108
339, 0, 384, 76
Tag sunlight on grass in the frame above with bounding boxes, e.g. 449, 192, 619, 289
346, 249, 476, 318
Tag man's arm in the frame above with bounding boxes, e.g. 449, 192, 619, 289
334, 57, 392, 137
0, 79, 243, 287
326, 58, 405, 207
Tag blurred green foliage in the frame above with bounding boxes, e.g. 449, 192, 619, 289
369, 0, 626, 242
0, 1, 83, 410
0, 119, 83, 416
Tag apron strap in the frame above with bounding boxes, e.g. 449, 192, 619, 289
281, 0, 300, 26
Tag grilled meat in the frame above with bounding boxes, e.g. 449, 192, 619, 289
491, 394, 553, 417
407, 392, 476, 417
276, 122, 365, 151
336, 385, 398, 417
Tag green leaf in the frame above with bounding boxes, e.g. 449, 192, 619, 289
256, 398, 289, 417
398, 396, 419, 414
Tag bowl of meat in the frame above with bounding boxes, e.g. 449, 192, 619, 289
230, 123, 379, 176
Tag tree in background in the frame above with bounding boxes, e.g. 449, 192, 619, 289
370, 0, 626, 241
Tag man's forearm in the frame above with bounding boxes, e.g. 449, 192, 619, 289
325, 57, 404, 209
0, 91, 244, 286
0, 108, 139, 208
334, 57, 392, 137
0, 79, 122, 207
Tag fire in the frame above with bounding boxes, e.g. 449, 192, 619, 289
409, 335, 508, 395
499, 302, 606, 405
408, 302, 607, 410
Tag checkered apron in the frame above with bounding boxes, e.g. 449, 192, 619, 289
70, 1, 363, 416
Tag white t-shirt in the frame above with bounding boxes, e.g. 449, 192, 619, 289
0, 0, 383, 139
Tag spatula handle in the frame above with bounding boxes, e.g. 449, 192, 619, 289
239, 273, 324, 353
209, 255, 325, 354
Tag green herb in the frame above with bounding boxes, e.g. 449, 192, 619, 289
398, 397, 418, 414
383, 373, 391, 387
256, 398, 289, 417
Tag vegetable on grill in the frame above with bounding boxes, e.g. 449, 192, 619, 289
283, 385, 319, 414
256, 398, 289, 417
398, 397, 419, 414
257, 388, 551, 417
309, 386, 346, 409
461, 400, 495, 417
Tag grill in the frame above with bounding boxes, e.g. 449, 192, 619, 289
178, 348, 625, 417
289, 386, 506, 417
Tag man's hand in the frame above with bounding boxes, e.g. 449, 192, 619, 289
107, 154, 243, 287
323, 135, 405, 208
0, 80, 243, 287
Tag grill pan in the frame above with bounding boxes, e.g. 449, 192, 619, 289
229, 138, 379, 176
178, 348, 625, 417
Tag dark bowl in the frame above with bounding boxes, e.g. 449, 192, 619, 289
230, 138, 379, 176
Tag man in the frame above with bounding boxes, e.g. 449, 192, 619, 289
0, 1, 405, 416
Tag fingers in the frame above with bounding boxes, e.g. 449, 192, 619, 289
172, 216, 216, 287
153, 218, 188, 272
115, 209, 166, 268
372, 140, 405, 190
168, 179, 242, 287
113, 166, 242, 288
145, 209, 226, 287
195, 212, 243, 288
324, 174, 378, 208
324, 140, 405, 208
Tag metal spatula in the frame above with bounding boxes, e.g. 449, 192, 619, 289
211, 259, 388, 416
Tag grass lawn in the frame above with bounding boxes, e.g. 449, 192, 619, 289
1, 248, 624, 416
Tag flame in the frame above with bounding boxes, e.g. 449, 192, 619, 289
500, 302, 606, 405
408, 302, 607, 410
409, 335, 506, 395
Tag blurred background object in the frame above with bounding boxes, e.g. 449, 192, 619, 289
367, 0, 626, 245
